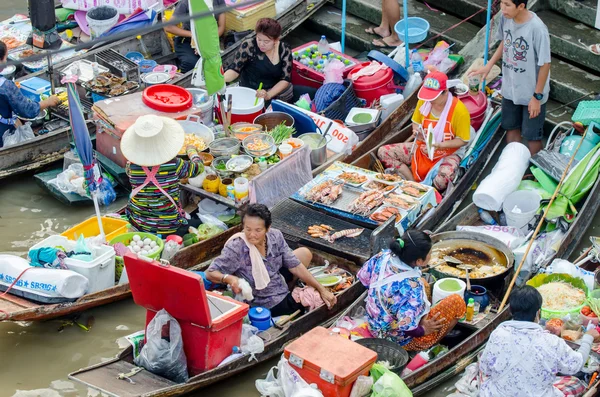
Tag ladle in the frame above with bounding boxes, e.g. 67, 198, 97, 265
319, 123, 333, 148
444, 256, 474, 291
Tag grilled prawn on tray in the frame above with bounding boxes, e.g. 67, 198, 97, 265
303, 179, 345, 205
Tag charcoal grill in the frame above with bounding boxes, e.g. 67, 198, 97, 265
95, 49, 140, 83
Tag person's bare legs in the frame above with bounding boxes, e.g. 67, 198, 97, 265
398, 164, 415, 181
294, 247, 313, 267
506, 129, 522, 143
528, 140, 543, 155
372, 0, 402, 47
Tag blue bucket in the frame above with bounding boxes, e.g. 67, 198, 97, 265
91, 92, 107, 103
139, 60, 157, 73
126, 51, 144, 65
394, 17, 430, 44
249, 307, 273, 331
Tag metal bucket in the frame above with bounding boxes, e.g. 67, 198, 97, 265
298, 133, 331, 168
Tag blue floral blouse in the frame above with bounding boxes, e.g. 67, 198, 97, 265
0, 77, 40, 147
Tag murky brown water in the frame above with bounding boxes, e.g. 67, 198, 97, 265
2, 3, 598, 397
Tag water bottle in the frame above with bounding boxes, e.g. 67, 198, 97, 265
293, 51, 299, 60
318, 35, 330, 55
136, 35, 151, 59
411, 50, 424, 73
403, 73, 423, 97
478, 209, 497, 225
308, 60, 315, 70
300, 55, 309, 66
321, 55, 329, 67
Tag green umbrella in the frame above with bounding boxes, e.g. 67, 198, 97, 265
189, 0, 225, 95
545, 142, 600, 222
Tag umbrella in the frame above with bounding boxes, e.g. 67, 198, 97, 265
62, 75, 106, 240
189, 0, 225, 95
403, 0, 409, 70
545, 142, 600, 222
104, 8, 157, 36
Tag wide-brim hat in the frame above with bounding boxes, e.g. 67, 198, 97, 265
121, 115, 185, 166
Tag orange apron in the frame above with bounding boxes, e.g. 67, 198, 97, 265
411, 97, 460, 182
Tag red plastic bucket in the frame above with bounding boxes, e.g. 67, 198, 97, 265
348, 62, 396, 106
459, 91, 487, 130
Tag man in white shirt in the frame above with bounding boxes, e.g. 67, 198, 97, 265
480, 286, 598, 397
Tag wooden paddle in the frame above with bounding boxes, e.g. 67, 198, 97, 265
499, 125, 591, 311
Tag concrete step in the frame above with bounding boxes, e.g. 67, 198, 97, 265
548, 0, 597, 29
546, 98, 576, 131
326, 0, 480, 51
537, 10, 600, 74
414, 0, 489, 27
549, 56, 600, 107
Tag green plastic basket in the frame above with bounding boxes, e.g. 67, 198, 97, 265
109, 233, 164, 281
572, 101, 600, 126
527, 273, 589, 320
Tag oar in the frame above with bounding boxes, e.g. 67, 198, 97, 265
498, 126, 591, 311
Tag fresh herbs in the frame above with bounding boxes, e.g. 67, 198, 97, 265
268, 122, 296, 144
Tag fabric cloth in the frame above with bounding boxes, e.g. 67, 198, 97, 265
495, 12, 551, 106
377, 142, 461, 191
479, 320, 593, 397
357, 250, 430, 346
419, 92, 455, 144
126, 156, 204, 236
553, 376, 587, 397
0, 77, 40, 147
291, 286, 324, 311
270, 292, 306, 317
226, 232, 271, 290
402, 294, 466, 351
173, 0, 225, 31
208, 228, 301, 308
501, 97, 546, 140
227, 38, 294, 102
174, 37, 200, 74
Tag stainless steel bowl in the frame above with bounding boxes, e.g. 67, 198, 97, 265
208, 137, 241, 157
19, 109, 48, 128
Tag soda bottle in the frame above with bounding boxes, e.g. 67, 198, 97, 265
318, 35, 330, 55
478, 209, 497, 225
293, 51, 299, 60
308, 60, 315, 70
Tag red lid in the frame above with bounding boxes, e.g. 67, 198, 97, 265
166, 235, 183, 244
142, 84, 193, 113
348, 62, 394, 90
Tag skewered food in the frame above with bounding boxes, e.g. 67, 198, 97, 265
338, 172, 367, 185
306, 224, 364, 242
398, 181, 429, 197
384, 193, 419, 210
348, 190, 384, 216
375, 173, 403, 183
303, 180, 344, 205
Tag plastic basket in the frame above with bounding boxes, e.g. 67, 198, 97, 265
355, 338, 409, 372
321, 79, 361, 121
110, 232, 164, 282
61, 216, 129, 241
126, 51, 144, 65
572, 101, 600, 126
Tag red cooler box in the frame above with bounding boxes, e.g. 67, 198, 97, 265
125, 254, 249, 375
292, 41, 359, 89
284, 327, 378, 397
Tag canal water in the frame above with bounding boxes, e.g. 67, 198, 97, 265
1, 3, 597, 397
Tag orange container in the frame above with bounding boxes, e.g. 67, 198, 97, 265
284, 327, 377, 397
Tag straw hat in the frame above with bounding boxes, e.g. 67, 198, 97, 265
121, 115, 185, 166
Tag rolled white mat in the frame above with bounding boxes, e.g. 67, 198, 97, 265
0, 254, 89, 299
473, 142, 531, 211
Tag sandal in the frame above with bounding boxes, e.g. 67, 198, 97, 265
365, 27, 390, 38
372, 38, 393, 48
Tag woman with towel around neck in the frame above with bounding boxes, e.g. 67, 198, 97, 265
206, 204, 337, 316
358, 231, 466, 351
377, 71, 471, 192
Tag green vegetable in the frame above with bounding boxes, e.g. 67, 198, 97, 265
268, 122, 296, 144
267, 155, 280, 164
224, 214, 242, 227
215, 162, 226, 170
587, 297, 600, 317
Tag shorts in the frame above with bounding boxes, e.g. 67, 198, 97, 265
501, 97, 545, 141
270, 293, 306, 317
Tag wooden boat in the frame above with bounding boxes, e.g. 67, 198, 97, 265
68, 232, 374, 396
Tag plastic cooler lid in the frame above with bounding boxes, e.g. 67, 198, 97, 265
142, 84, 193, 113
21, 77, 51, 92
348, 62, 394, 88
284, 326, 378, 385
249, 307, 271, 321
367, 50, 408, 82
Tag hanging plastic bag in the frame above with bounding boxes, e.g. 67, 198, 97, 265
241, 334, 264, 362
96, 176, 117, 206
134, 309, 189, 383
349, 375, 373, 397
197, 213, 228, 231
370, 363, 412, 397
235, 278, 254, 302
324, 59, 345, 84
450, 363, 480, 397
2, 122, 35, 147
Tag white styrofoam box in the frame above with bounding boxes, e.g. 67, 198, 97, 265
29, 235, 116, 294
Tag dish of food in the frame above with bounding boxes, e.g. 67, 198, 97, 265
374, 173, 403, 184
2, 37, 24, 50
537, 282, 586, 311
384, 193, 419, 210
179, 134, 207, 155
349, 190, 384, 216
428, 239, 509, 279
398, 181, 429, 197
83, 72, 139, 97
337, 171, 368, 186
226, 155, 253, 173
363, 180, 396, 194
370, 206, 403, 223
303, 179, 344, 205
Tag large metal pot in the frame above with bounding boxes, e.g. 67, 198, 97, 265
298, 132, 331, 168
429, 231, 515, 290
254, 111, 294, 131
19, 109, 48, 128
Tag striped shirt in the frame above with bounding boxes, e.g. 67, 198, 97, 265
126, 156, 204, 235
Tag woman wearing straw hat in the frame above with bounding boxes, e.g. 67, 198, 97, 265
121, 115, 204, 236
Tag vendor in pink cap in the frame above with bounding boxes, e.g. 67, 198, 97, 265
377, 71, 471, 192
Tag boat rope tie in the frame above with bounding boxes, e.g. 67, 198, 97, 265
117, 367, 143, 384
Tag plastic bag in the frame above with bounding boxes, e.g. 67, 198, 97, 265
256, 356, 324, 397
452, 363, 480, 397
96, 176, 117, 206
324, 59, 345, 84
52, 163, 88, 197
372, 372, 412, 397
513, 229, 565, 286
2, 122, 35, 147
349, 375, 373, 397
70, 235, 92, 261
241, 334, 264, 362
456, 225, 525, 249
235, 278, 254, 302
134, 309, 189, 383
544, 259, 595, 291
197, 213, 228, 231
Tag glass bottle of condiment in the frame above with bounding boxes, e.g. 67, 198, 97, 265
465, 298, 475, 322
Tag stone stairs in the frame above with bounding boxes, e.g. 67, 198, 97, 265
306, 0, 600, 132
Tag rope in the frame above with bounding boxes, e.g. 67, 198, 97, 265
0, 267, 34, 321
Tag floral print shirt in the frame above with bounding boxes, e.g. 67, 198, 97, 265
207, 228, 300, 308
357, 250, 430, 345
0, 77, 40, 147
480, 320, 588, 397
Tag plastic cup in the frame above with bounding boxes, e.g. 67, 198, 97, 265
468, 75, 481, 93
279, 143, 293, 158
234, 177, 249, 202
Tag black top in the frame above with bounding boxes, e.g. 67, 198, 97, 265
173, 0, 226, 31
227, 38, 293, 91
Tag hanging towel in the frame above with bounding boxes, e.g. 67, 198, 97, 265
350, 61, 387, 81
419, 92, 454, 144
226, 232, 271, 290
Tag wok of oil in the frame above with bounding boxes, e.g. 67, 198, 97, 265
433, 239, 509, 269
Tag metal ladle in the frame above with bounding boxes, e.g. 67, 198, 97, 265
444, 256, 475, 292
